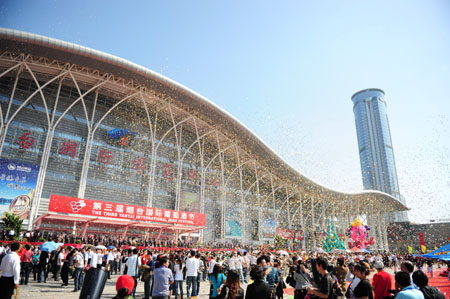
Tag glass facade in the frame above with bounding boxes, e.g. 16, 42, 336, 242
0, 62, 299, 243
352, 89, 408, 222
0, 28, 406, 249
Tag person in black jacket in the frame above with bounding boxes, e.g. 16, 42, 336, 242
60, 247, 74, 288
412, 270, 445, 299
38, 250, 49, 283
245, 265, 273, 299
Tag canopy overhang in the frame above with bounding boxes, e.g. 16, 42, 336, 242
34, 213, 203, 240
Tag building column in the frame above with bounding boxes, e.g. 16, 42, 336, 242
311, 197, 316, 248
381, 217, 389, 251
377, 214, 385, 251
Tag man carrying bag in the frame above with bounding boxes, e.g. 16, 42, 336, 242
141, 250, 155, 299
126, 248, 141, 298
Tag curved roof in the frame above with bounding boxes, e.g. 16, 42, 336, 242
0, 27, 408, 213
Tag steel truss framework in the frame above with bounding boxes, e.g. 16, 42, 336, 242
0, 32, 406, 249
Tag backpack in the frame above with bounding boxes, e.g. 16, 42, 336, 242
421, 286, 446, 299
286, 265, 297, 288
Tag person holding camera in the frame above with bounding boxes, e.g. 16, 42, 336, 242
294, 260, 312, 299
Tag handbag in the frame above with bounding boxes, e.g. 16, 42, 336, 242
141, 269, 152, 282
276, 279, 286, 297
217, 285, 229, 299
83, 261, 91, 273
286, 274, 296, 288
141, 270, 151, 281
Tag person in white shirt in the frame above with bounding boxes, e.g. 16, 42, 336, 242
0, 242, 21, 299
83, 248, 91, 265
242, 252, 250, 282
72, 248, 84, 292
90, 248, 104, 269
55, 248, 65, 281
174, 257, 185, 299
401, 261, 418, 289
185, 250, 199, 298
88, 248, 94, 264
236, 253, 245, 282
8, 229, 14, 241
114, 249, 121, 275
229, 253, 236, 270
230, 253, 243, 282
346, 262, 361, 298
106, 250, 115, 279
126, 248, 141, 297
250, 253, 257, 266
209, 254, 218, 275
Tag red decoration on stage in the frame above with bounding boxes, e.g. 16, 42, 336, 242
18, 132, 34, 149
49, 194, 206, 226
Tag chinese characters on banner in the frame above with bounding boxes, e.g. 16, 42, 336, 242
132, 157, 146, 174
15, 132, 205, 182
0, 159, 40, 219
60, 141, 78, 158
49, 194, 206, 226
18, 132, 34, 149
16, 132, 200, 179
162, 163, 173, 181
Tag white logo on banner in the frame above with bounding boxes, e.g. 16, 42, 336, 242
7, 163, 16, 170
70, 200, 87, 213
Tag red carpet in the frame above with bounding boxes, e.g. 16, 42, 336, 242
428, 269, 450, 299
283, 269, 450, 298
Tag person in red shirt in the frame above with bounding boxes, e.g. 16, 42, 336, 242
20, 245, 33, 285
372, 261, 392, 299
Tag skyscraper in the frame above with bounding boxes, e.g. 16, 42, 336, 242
352, 88, 408, 222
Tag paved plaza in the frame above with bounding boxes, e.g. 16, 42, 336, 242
17, 274, 214, 299
13, 266, 450, 299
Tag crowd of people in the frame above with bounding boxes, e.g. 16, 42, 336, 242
0, 236, 449, 299
0, 229, 292, 252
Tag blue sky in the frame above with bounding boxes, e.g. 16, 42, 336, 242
1, 0, 449, 223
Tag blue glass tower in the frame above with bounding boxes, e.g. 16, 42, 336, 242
352, 89, 408, 222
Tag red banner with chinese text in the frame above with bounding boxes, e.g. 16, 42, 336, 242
276, 228, 304, 240
49, 195, 206, 226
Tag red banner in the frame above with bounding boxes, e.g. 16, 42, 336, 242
49, 195, 206, 226
276, 228, 304, 240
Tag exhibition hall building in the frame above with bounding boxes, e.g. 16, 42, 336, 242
0, 28, 407, 248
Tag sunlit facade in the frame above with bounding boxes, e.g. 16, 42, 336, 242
0, 28, 407, 248
351, 89, 408, 222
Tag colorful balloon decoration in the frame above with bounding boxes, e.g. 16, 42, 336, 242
323, 219, 346, 252
347, 218, 374, 249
